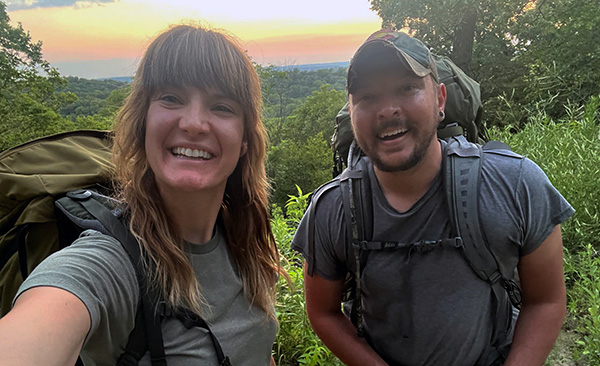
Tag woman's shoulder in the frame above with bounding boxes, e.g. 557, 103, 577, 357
18, 229, 139, 307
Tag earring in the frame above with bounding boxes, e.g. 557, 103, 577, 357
439, 111, 445, 119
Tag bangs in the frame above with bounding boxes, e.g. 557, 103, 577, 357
140, 26, 253, 106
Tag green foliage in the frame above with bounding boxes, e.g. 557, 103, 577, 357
273, 189, 343, 366
268, 136, 331, 210
266, 83, 346, 209
564, 245, 600, 364
0, 2, 76, 150
489, 95, 600, 253
257, 64, 346, 147
370, 0, 600, 132
282, 84, 346, 144
59, 77, 129, 119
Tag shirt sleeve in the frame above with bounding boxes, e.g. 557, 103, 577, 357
517, 157, 575, 255
291, 187, 350, 281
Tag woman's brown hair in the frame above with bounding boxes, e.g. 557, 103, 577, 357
112, 24, 283, 318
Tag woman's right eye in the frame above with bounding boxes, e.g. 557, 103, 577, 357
158, 94, 180, 104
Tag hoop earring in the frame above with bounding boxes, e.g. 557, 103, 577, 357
439, 111, 445, 119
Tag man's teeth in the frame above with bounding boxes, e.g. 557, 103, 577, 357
172, 147, 213, 159
380, 128, 407, 138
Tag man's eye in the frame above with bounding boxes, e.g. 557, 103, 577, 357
402, 85, 417, 93
360, 94, 374, 102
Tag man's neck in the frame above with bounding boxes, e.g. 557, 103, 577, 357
373, 140, 443, 213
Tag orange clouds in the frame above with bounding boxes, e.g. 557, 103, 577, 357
246, 33, 368, 65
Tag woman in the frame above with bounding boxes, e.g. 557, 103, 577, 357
0, 25, 285, 365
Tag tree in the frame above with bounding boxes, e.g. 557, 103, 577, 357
256, 64, 296, 146
0, 1, 75, 150
369, 0, 529, 75
282, 84, 346, 144
266, 85, 346, 209
508, 0, 600, 120
267, 136, 331, 209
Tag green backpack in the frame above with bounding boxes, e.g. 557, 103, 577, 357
0, 130, 114, 315
332, 54, 488, 176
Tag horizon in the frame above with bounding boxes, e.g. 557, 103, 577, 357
5, 0, 381, 79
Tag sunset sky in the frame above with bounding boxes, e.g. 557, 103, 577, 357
5, 0, 382, 79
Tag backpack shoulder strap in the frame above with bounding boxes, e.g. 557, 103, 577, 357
55, 190, 168, 366
444, 136, 521, 356
444, 136, 499, 281
338, 141, 372, 337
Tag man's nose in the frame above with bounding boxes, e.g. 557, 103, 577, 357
377, 97, 402, 120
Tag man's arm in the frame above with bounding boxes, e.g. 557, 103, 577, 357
304, 265, 388, 366
0, 286, 90, 366
504, 225, 566, 366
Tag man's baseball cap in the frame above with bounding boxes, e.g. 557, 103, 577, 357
347, 29, 438, 93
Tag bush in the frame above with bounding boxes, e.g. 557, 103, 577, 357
272, 187, 343, 366
564, 245, 600, 364
489, 95, 600, 253
491, 95, 600, 364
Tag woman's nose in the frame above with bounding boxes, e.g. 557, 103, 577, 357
180, 104, 210, 135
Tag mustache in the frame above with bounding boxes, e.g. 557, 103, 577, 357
376, 119, 409, 134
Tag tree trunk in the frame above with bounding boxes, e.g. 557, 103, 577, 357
451, 9, 477, 76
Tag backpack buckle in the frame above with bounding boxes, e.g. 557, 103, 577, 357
66, 189, 92, 200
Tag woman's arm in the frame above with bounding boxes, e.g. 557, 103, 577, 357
0, 286, 90, 366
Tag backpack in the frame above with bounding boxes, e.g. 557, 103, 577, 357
0, 130, 231, 366
306, 134, 522, 358
332, 54, 488, 176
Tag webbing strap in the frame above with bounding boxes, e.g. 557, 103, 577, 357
169, 307, 231, 366
354, 237, 463, 251
342, 142, 368, 338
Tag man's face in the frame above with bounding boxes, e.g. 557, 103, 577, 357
349, 64, 445, 173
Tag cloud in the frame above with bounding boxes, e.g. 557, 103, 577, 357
5, 0, 117, 11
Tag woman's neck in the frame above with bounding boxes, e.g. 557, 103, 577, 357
159, 186, 225, 244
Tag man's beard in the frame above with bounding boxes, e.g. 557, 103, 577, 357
358, 114, 439, 173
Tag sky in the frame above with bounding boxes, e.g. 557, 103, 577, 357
5, 0, 382, 79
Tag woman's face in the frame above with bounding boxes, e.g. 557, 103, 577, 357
145, 85, 246, 197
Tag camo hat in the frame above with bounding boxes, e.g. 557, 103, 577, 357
347, 29, 438, 93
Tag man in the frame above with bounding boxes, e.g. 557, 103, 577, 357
291, 29, 574, 366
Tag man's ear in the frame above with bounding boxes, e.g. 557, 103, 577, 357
437, 82, 447, 112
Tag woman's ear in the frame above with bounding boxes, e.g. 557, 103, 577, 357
240, 141, 248, 157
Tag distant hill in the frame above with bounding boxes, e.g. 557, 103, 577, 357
277, 61, 349, 72
99, 62, 348, 82
101, 76, 133, 83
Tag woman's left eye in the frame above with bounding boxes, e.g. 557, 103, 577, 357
213, 104, 234, 114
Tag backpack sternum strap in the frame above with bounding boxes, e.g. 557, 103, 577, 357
354, 237, 463, 252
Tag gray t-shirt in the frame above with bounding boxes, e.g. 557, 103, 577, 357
292, 144, 574, 366
16, 226, 277, 365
